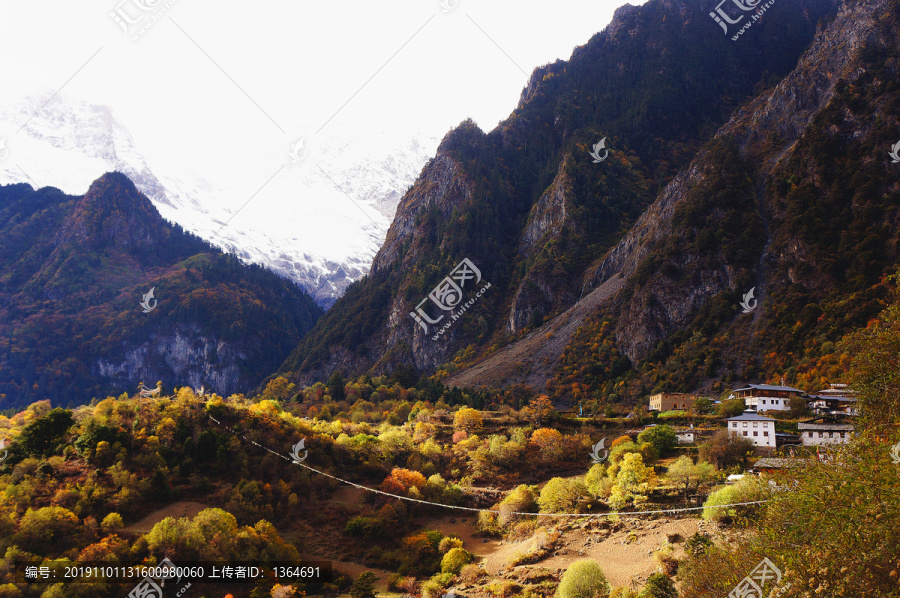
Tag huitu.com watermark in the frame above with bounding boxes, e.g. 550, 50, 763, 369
110, 0, 178, 41
710, 0, 776, 41
410, 258, 490, 341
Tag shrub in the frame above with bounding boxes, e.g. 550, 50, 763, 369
441, 547, 474, 574
100, 512, 124, 533
350, 572, 378, 598
344, 516, 383, 539
638, 574, 677, 598
538, 478, 588, 513
498, 484, 539, 526
556, 559, 610, 598
684, 532, 712, 556
702, 475, 768, 523
438, 536, 464, 553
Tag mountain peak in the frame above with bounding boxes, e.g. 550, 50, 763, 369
56, 171, 165, 251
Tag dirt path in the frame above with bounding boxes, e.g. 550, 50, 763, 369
481, 517, 710, 589
446, 274, 625, 391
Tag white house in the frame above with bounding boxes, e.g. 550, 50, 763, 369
731, 384, 805, 412
726, 411, 777, 448
675, 429, 696, 444
797, 417, 854, 446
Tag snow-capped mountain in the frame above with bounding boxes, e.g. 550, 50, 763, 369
0, 93, 439, 307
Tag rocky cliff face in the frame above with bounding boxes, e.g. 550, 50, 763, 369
279, 0, 842, 386
584, 0, 894, 366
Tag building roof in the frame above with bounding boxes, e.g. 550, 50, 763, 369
753, 458, 809, 469
798, 422, 855, 431
726, 411, 776, 422
733, 384, 804, 393
808, 395, 857, 403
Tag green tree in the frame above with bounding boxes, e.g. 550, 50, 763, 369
327, 372, 347, 402
556, 559, 610, 598
262, 376, 296, 401
716, 399, 747, 418
637, 425, 677, 456
18, 408, 75, 457
610, 453, 657, 509
539, 478, 588, 513
666, 456, 719, 501
13, 506, 82, 555
638, 574, 677, 598
441, 547, 474, 574
350, 572, 378, 598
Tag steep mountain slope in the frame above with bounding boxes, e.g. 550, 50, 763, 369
278, 0, 839, 385
0, 96, 438, 307
457, 0, 900, 407
0, 173, 322, 409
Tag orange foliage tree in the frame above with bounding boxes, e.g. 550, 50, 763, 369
381, 468, 427, 496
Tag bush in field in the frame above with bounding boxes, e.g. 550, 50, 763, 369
538, 478, 588, 513
498, 484, 539, 526
441, 547, 474, 574
350, 572, 378, 598
638, 574, 677, 598
556, 559, 610, 598
344, 516, 384, 539
701, 475, 768, 523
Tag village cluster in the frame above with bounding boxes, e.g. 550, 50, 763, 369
646, 383, 857, 472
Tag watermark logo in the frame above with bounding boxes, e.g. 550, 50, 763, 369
710, 0, 775, 41
729, 557, 784, 598
140, 287, 158, 313
110, 0, 178, 41
409, 258, 491, 340
289, 138, 308, 163
890, 440, 900, 465
127, 557, 190, 598
589, 138, 609, 163
438, 0, 459, 13
889, 140, 900, 164
139, 382, 161, 398
0, 138, 8, 161
589, 438, 609, 464
0, 438, 8, 464
739, 287, 757, 314
291, 438, 308, 463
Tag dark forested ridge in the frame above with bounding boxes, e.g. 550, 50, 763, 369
278, 0, 842, 388
0, 173, 323, 409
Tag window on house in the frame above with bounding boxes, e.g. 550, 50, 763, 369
819, 432, 823, 438
743, 432, 748, 436
743, 422, 748, 427
840, 432, 845, 438
808, 432, 813, 437
761, 400, 766, 405
753, 431, 758, 436
732, 422, 737, 428
764, 432, 769, 436
753, 422, 758, 428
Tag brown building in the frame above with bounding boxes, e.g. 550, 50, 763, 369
648, 392, 696, 411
